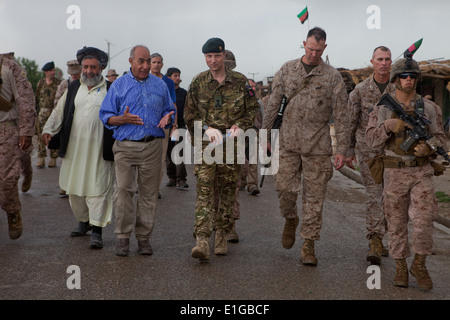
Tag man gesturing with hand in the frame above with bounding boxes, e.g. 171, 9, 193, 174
100, 45, 175, 257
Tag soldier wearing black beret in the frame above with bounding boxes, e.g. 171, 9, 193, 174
201, 38, 225, 54
41, 61, 55, 71
35, 60, 61, 168
185, 37, 260, 262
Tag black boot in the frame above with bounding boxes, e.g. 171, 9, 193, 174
90, 226, 103, 249
70, 221, 92, 237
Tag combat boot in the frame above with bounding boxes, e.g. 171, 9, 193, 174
366, 234, 382, 265
7, 212, 23, 240
70, 221, 92, 237
36, 157, 45, 168
410, 254, 433, 290
300, 239, 318, 266
227, 220, 239, 243
393, 259, 408, 287
192, 236, 210, 261
282, 216, 299, 249
21, 173, 33, 193
214, 229, 228, 255
48, 158, 57, 167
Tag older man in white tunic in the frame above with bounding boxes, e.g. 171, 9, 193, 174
43, 47, 114, 249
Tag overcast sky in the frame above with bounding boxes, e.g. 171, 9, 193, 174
1, 0, 449, 86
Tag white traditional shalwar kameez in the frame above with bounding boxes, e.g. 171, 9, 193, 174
43, 77, 114, 227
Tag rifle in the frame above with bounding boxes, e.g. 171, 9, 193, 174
259, 96, 286, 188
272, 95, 288, 131
377, 93, 450, 162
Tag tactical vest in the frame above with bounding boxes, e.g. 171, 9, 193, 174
385, 96, 429, 157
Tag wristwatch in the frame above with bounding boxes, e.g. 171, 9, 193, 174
203, 125, 209, 131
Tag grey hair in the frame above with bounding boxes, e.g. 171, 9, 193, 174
150, 52, 163, 62
130, 45, 150, 59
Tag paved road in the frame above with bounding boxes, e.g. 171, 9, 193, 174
0, 156, 449, 306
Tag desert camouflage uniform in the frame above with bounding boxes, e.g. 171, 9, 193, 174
365, 95, 447, 258
0, 57, 35, 215
54, 78, 70, 107
347, 76, 395, 239
35, 77, 60, 158
262, 58, 348, 240
185, 68, 259, 237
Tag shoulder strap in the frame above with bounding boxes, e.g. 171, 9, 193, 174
286, 77, 310, 106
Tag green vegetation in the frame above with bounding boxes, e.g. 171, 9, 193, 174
435, 191, 450, 203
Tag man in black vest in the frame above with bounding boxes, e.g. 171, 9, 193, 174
42, 47, 114, 249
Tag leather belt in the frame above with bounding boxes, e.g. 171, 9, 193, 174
125, 136, 157, 143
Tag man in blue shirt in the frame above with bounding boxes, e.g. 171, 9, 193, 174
99, 45, 175, 256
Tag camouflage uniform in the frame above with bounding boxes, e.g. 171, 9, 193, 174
54, 79, 70, 107
185, 68, 259, 238
365, 95, 447, 259
347, 76, 396, 240
35, 77, 61, 159
0, 56, 35, 235
262, 58, 348, 240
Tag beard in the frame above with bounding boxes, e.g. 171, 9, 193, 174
82, 73, 102, 87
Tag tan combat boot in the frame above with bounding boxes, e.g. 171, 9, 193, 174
300, 239, 318, 266
282, 216, 299, 249
36, 157, 45, 168
7, 212, 23, 240
366, 234, 382, 265
214, 229, 228, 255
393, 259, 408, 287
192, 236, 210, 261
48, 158, 57, 167
21, 173, 33, 193
410, 254, 433, 290
227, 220, 239, 243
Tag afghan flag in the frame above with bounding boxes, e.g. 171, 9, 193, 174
404, 38, 423, 57
297, 6, 309, 24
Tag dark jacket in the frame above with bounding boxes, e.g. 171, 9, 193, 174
48, 79, 115, 161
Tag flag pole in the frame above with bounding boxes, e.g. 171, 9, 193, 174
307, 4, 310, 30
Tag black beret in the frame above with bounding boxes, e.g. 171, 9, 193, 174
202, 38, 225, 54
42, 61, 55, 71
76, 46, 108, 69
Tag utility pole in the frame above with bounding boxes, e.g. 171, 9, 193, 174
105, 39, 115, 71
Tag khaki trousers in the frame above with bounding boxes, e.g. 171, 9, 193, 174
112, 138, 162, 240
276, 150, 333, 240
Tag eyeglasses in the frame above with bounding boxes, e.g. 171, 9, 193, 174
398, 73, 417, 79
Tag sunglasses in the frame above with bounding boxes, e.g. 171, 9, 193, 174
398, 73, 417, 79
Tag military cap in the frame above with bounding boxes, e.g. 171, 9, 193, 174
42, 61, 55, 71
202, 38, 225, 54
106, 69, 119, 77
224, 50, 236, 70
66, 60, 81, 75
390, 57, 422, 83
76, 46, 108, 69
